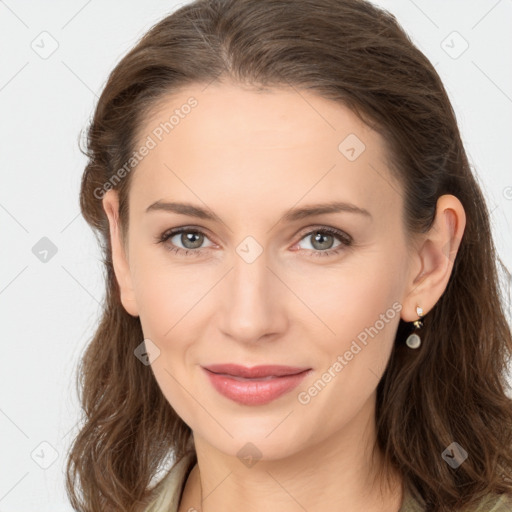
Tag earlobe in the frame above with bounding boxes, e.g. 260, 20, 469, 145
102, 190, 139, 317
402, 194, 466, 322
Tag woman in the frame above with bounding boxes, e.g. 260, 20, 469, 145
65, 0, 512, 510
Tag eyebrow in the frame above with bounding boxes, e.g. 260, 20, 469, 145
145, 200, 372, 223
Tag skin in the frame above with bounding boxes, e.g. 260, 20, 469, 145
102, 82, 466, 512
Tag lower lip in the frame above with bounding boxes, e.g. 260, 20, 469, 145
202, 368, 311, 406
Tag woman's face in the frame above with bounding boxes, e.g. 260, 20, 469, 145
105, 82, 418, 460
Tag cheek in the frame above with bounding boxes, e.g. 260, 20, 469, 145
134, 272, 175, 339
131, 246, 212, 339
297, 247, 405, 398
290, 257, 403, 434
296, 248, 404, 345
132, 258, 204, 426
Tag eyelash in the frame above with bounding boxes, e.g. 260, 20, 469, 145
155, 226, 353, 259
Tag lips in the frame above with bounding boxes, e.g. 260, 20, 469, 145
203, 363, 310, 379
202, 365, 312, 406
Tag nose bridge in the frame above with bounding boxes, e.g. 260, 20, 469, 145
219, 243, 283, 342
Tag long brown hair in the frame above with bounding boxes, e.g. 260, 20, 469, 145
66, 0, 512, 510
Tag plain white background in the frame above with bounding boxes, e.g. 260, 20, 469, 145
1, 0, 511, 509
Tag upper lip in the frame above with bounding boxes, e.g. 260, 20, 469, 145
203, 364, 311, 378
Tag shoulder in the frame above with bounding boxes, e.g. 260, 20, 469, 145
400, 487, 512, 512
470, 492, 512, 511
142, 451, 197, 512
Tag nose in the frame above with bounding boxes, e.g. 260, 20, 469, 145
217, 247, 288, 345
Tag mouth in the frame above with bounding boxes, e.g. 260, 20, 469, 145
202, 363, 311, 379
201, 364, 312, 406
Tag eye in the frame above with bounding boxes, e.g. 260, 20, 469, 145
294, 227, 352, 258
155, 226, 352, 258
156, 227, 215, 257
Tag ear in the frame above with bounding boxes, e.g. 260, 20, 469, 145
102, 189, 139, 317
401, 194, 466, 322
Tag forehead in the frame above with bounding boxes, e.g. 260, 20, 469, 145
129, 82, 402, 224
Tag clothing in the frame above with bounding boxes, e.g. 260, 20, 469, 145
144, 452, 196, 512
143, 451, 512, 511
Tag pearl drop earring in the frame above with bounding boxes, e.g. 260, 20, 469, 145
406, 306, 424, 349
